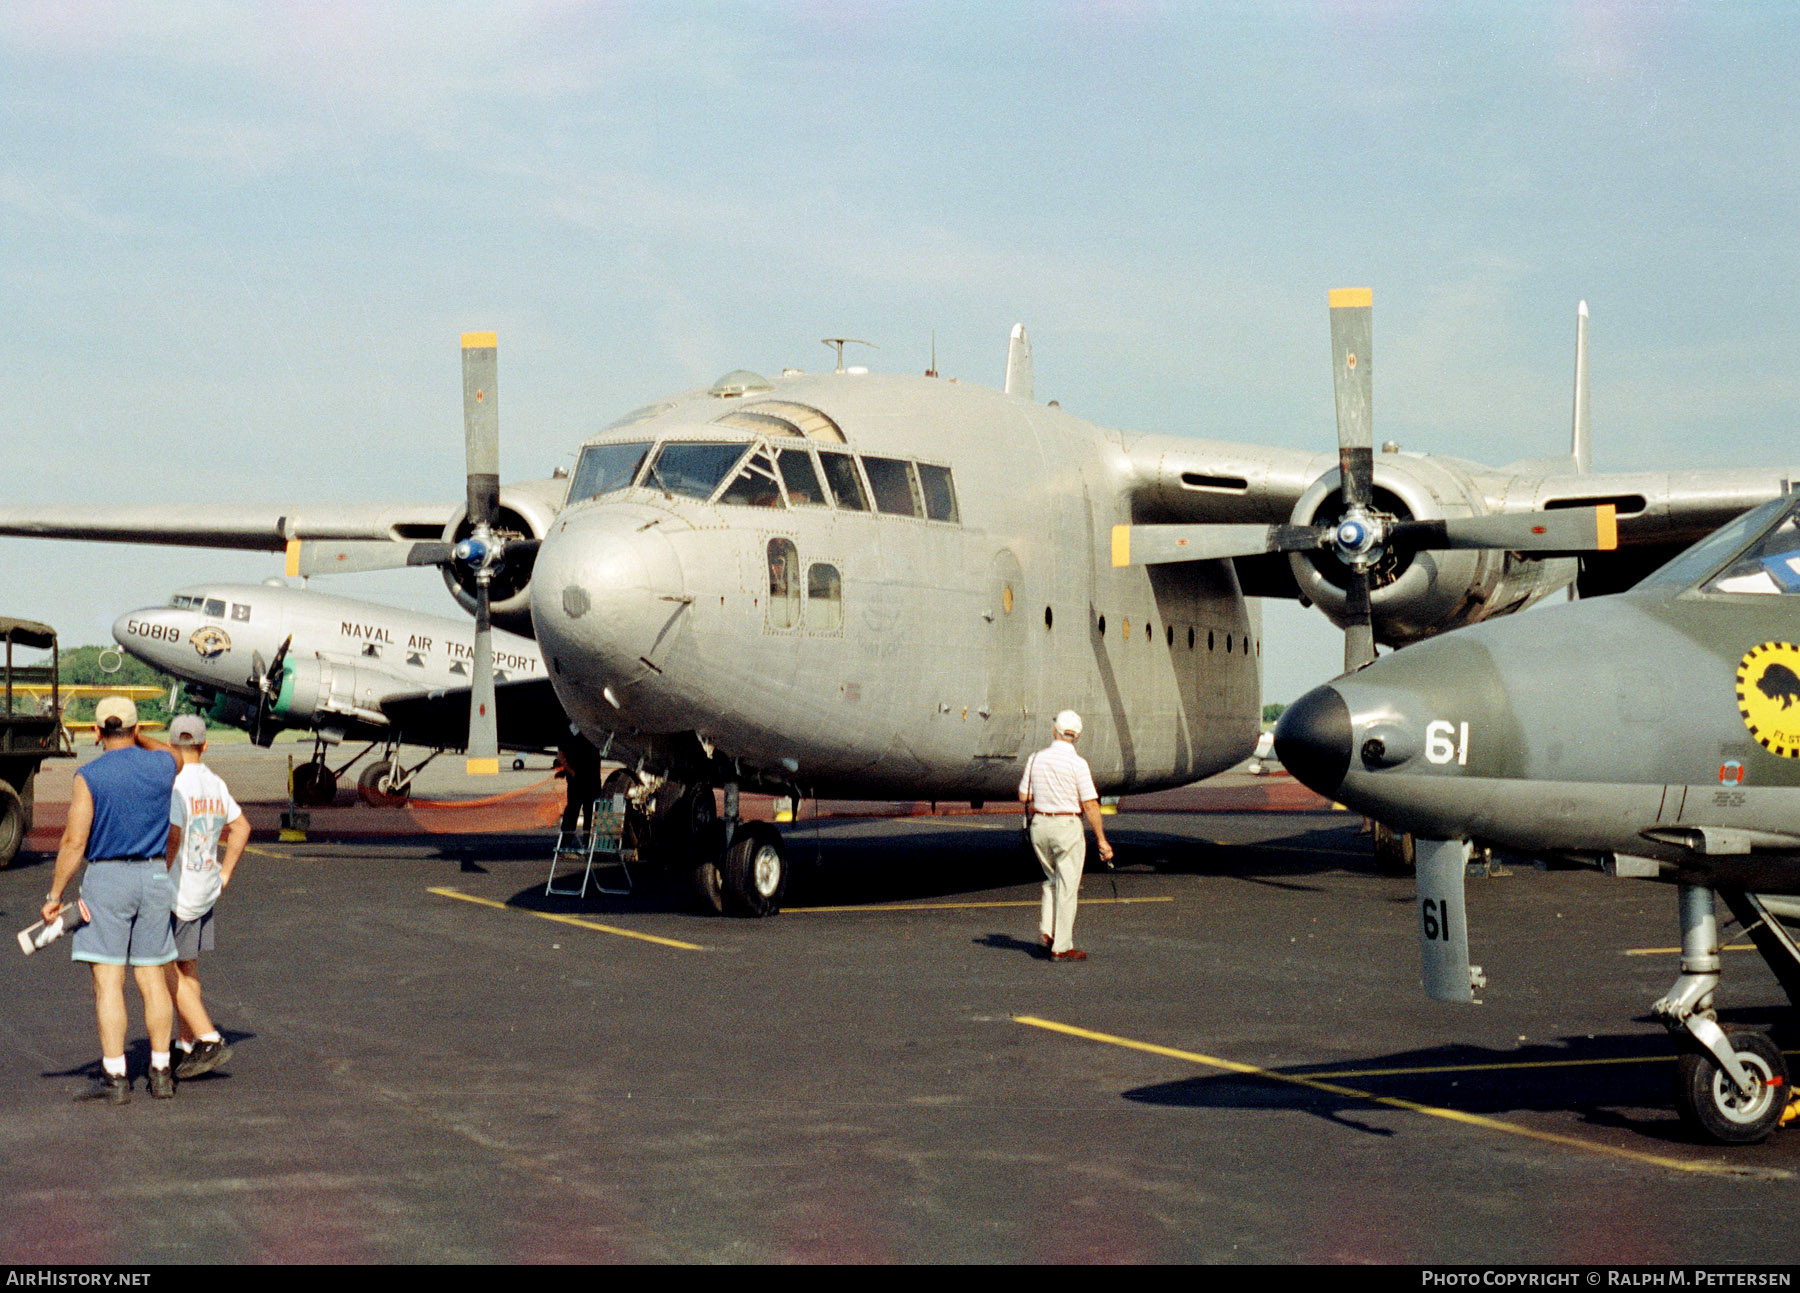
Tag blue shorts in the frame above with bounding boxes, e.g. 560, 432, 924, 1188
72, 861, 177, 968
171, 910, 215, 961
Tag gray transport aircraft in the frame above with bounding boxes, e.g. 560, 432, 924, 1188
1276, 494, 1800, 1144
2, 296, 1794, 917
113, 581, 564, 806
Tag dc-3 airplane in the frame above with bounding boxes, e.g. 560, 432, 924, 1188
111, 581, 565, 806
2, 294, 1793, 918
1277, 493, 1800, 1145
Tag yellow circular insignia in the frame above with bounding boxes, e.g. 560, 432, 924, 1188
1737, 641, 1800, 757
189, 625, 232, 661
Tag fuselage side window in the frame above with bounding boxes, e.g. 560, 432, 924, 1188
916, 463, 959, 523
231, 604, 251, 622
718, 448, 787, 509
818, 451, 870, 512
862, 456, 920, 518
203, 599, 226, 619
808, 562, 842, 631
775, 448, 829, 507
651, 441, 752, 500
767, 538, 801, 630
569, 440, 652, 504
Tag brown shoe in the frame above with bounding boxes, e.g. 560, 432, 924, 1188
1050, 948, 1088, 962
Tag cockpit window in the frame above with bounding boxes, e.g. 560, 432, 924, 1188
1705, 500, 1800, 595
916, 463, 959, 523
862, 456, 921, 518
203, 599, 226, 618
568, 441, 651, 504
775, 447, 829, 507
650, 441, 752, 500
818, 452, 869, 511
718, 449, 786, 509
1640, 497, 1793, 592
171, 595, 194, 609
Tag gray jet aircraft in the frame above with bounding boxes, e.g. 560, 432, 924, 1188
1276, 493, 1800, 1144
3, 298, 1794, 916
114, 580, 565, 805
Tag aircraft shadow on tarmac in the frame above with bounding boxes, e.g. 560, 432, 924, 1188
495, 816, 1380, 916
1121, 1024, 1798, 1145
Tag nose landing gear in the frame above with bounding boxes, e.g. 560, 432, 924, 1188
1654, 884, 1790, 1144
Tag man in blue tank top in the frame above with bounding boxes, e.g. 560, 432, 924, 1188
41, 696, 181, 1104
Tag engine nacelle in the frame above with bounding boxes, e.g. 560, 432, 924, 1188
438, 477, 567, 635
1287, 455, 1577, 647
274, 656, 401, 729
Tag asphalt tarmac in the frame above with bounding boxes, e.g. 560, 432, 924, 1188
2, 763, 1797, 1263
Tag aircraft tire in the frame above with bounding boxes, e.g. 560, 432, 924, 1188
722, 822, 787, 918
356, 763, 410, 809
687, 821, 727, 916
0, 780, 23, 869
1372, 821, 1416, 875
292, 762, 337, 808
1673, 1029, 1788, 1145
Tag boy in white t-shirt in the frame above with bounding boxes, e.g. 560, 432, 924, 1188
162, 716, 251, 1080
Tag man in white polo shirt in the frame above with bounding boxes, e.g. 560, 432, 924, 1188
1019, 710, 1113, 962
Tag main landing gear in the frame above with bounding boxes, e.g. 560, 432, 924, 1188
603, 772, 790, 917
1653, 884, 1791, 1144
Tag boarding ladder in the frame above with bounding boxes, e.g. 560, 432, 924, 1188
546, 795, 634, 899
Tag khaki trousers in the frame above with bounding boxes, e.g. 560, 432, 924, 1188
1031, 815, 1087, 954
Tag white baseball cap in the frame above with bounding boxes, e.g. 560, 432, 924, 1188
1053, 709, 1083, 738
93, 696, 138, 734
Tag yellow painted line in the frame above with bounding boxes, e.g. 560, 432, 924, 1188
1014, 1015, 1757, 1177
428, 887, 704, 951
242, 845, 286, 858
1625, 944, 1756, 956
788, 896, 1174, 915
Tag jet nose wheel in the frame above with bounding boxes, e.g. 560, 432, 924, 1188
1674, 1029, 1789, 1144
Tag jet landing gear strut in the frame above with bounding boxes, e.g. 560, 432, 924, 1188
1653, 883, 1789, 1144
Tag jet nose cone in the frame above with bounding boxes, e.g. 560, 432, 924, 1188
1275, 684, 1352, 797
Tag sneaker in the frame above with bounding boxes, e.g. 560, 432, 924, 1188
174, 1040, 233, 1080
147, 1066, 176, 1099
76, 1073, 130, 1105
1050, 948, 1088, 962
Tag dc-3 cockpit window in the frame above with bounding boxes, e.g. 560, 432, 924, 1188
1640, 496, 1795, 593
775, 447, 829, 507
171, 595, 194, 609
862, 456, 920, 518
203, 598, 227, 619
718, 449, 786, 509
818, 451, 869, 511
568, 441, 652, 504
1705, 500, 1800, 595
649, 442, 752, 500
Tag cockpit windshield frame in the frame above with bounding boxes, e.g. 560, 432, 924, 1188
1641, 495, 1800, 595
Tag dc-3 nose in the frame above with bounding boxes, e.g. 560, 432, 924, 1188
529, 504, 688, 700
112, 606, 191, 670
1274, 684, 1353, 798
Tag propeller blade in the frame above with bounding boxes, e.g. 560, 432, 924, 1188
247, 650, 266, 691
1390, 505, 1618, 554
462, 331, 500, 533
286, 539, 457, 577
1343, 570, 1376, 674
1328, 288, 1375, 512
1111, 523, 1330, 567
466, 584, 499, 775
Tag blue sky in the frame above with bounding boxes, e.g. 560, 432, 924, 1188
2, 1, 1796, 703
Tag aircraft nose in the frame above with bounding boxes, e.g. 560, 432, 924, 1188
1275, 684, 1352, 797
530, 506, 686, 685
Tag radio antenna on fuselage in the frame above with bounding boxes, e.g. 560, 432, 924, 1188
822, 338, 876, 373
926, 331, 938, 378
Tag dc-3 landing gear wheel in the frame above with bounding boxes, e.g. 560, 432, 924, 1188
356, 762, 411, 809
722, 821, 788, 918
291, 762, 337, 808
1674, 1029, 1788, 1145
1372, 821, 1415, 874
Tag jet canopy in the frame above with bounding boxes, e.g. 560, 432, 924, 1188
1641, 494, 1800, 595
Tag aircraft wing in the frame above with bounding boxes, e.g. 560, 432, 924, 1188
0, 503, 456, 551
377, 676, 569, 753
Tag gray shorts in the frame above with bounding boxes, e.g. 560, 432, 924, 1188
71, 861, 177, 968
170, 910, 215, 961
